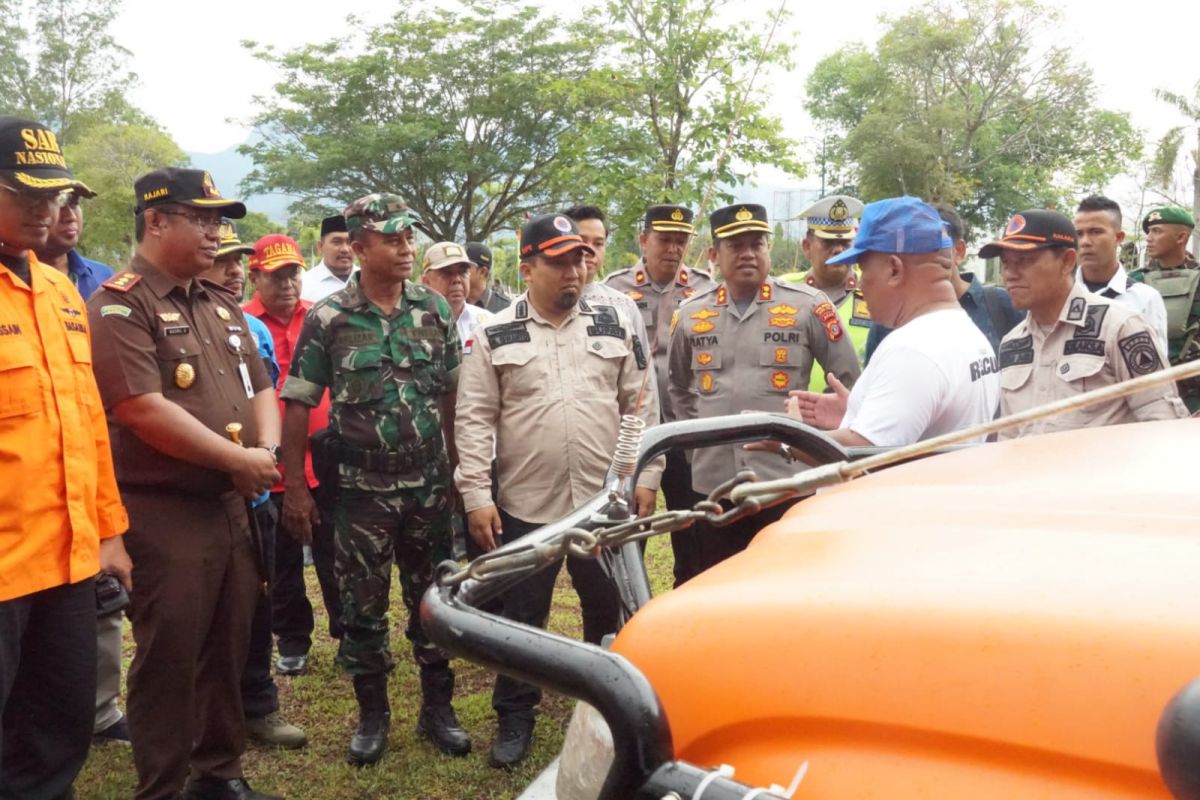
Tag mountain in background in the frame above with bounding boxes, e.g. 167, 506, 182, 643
186, 142, 297, 223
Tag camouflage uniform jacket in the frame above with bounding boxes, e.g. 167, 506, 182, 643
280, 273, 461, 492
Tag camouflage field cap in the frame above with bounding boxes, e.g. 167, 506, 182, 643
344, 193, 422, 235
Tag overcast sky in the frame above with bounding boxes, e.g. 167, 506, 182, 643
109, 0, 1200, 210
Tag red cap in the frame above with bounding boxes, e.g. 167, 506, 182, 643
249, 234, 304, 272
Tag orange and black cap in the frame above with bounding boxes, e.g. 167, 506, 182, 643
134, 167, 246, 218
978, 209, 1076, 258
519, 214, 595, 259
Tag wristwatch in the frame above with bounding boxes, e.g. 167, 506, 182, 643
258, 444, 281, 463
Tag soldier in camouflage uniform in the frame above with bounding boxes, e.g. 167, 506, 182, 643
1130, 206, 1200, 411
278, 194, 471, 766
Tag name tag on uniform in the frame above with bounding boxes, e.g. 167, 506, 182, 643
486, 322, 531, 349
587, 324, 625, 339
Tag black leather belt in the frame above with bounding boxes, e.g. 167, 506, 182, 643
336, 438, 440, 473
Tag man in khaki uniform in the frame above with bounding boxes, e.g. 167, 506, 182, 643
981, 209, 1188, 440
604, 204, 712, 584
667, 203, 860, 572
455, 213, 662, 769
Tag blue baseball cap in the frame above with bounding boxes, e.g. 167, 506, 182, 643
826, 196, 953, 266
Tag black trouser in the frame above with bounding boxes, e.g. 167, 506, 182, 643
0, 578, 97, 800
661, 448, 702, 586
691, 498, 791, 574
270, 484, 342, 658
240, 501, 278, 720
491, 509, 618, 722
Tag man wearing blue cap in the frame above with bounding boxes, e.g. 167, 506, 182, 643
790, 196, 1000, 448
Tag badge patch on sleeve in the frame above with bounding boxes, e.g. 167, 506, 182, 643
813, 301, 843, 341
100, 304, 132, 318
632, 334, 647, 369
1119, 331, 1163, 375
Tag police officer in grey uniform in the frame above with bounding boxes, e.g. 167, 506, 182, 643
667, 203, 861, 571
604, 204, 714, 584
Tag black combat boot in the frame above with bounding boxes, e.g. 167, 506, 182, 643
347, 674, 390, 766
488, 713, 534, 769
416, 664, 472, 756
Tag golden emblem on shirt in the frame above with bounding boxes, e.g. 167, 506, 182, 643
216, 306, 232, 321
174, 362, 196, 389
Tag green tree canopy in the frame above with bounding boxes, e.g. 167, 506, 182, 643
0, 0, 144, 145
65, 123, 188, 267
240, 0, 611, 242
805, 0, 1141, 233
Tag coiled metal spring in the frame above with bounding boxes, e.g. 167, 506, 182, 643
609, 415, 645, 478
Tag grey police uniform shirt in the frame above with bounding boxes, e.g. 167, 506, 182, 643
666, 276, 862, 495
604, 261, 715, 420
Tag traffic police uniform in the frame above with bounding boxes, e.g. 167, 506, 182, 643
1129, 206, 1200, 411
455, 213, 663, 736
782, 195, 871, 389
667, 204, 861, 570
603, 204, 712, 584
87, 169, 276, 800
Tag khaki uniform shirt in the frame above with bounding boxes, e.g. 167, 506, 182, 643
667, 277, 862, 494
87, 256, 273, 495
603, 261, 715, 419
582, 281, 657, 410
997, 282, 1188, 440
454, 295, 662, 524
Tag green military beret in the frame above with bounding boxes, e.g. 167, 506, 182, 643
1142, 206, 1195, 232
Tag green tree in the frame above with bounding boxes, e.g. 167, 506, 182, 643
0, 0, 142, 145
241, 0, 610, 242
230, 211, 284, 247
805, 0, 1141, 233
574, 0, 805, 240
65, 123, 188, 267
1149, 80, 1200, 253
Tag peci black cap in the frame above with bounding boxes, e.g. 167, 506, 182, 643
644, 204, 694, 234
466, 241, 492, 270
0, 116, 95, 197
134, 167, 246, 218
709, 203, 771, 239
978, 209, 1077, 258
320, 214, 348, 238
519, 214, 595, 259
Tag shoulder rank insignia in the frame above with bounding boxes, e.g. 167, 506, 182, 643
678, 269, 689, 285
102, 272, 141, 293
691, 308, 719, 320
714, 286, 728, 306
634, 270, 647, 285
814, 301, 844, 341
759, 283, 773, 301
769, 304, 798, 315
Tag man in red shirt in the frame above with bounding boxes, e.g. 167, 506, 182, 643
243, 234, 341, 675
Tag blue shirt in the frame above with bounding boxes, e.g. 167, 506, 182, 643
865, 272, 1024, 364
244, 312, 280, 509
67, 250, 115, 300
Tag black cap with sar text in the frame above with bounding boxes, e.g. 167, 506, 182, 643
0, 117, 95, 198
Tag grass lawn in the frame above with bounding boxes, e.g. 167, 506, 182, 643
77, 536, 677, 799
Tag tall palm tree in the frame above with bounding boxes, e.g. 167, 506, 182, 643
1151, 81, 1200, 254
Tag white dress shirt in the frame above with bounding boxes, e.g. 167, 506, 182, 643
1076, 263, 1168, 349
300, 262, 357, 304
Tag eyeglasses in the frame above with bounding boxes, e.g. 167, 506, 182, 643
258, 269, 302, 284
156, 209, 224, 233
0, 182, 72, 209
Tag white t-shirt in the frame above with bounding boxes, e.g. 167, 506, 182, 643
456, 303, 492, 352
840, 308, 1000, 446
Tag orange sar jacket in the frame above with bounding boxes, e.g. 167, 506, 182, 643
0, 253, 128, 602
